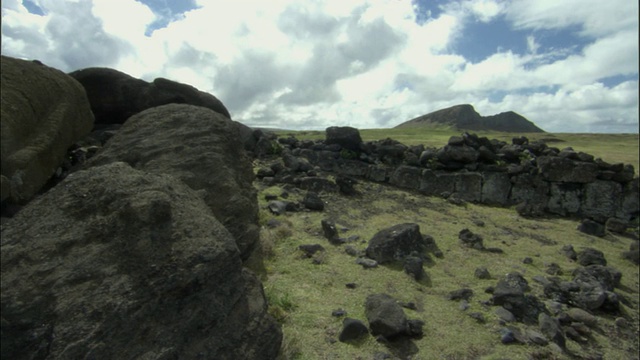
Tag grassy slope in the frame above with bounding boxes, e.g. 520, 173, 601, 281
259, 128, 639, 360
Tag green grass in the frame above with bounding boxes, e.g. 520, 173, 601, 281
254, 181, 639, 360
258, 127, 639, 359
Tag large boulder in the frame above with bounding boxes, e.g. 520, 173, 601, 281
88, 104, 258, 259
325, 126, 363, 152
0, 162, 281, 360
365, 294, 408, 338
366, 223, 429, 264
69, 67, 231, 124
1, 56, 94, 204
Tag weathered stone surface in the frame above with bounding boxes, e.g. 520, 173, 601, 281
419, 171, 455, 196
481, 172, 511, 205
459, 228, 484, 250
365, 294, 407, 338
1, 56, 94, 203
390, 165, 421, 190
339, 318, 369, 342
0, 162, 281, 360
582, 180, 622, 222
88, 104, 258, 260
577, 248, 607, 266
547, 183, 582, 216
577, 219, 606, 237
69, 67, 230, 123
455, 172, 482, 202
436, 145, 479, 164
538, 313, 565, 348
366, 223, 428, 264
537, 157, 598, 183
325, 126, 363, 152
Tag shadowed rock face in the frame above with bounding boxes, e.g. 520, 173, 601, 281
69, 67, 231, 124
0, 162, 282, 360
88, 104, 259, 260
395, 104, 545, 133
1, 56, 94, 204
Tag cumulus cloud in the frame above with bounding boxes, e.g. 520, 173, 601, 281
1, 0, 638, 133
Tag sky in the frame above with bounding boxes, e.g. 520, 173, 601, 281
1, 0, 639, 133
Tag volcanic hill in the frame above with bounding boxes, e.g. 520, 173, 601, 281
396, 104, 545, 133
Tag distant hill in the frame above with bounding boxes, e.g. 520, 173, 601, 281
395, 104, 545, 133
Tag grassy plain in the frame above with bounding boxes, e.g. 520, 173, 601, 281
258, 127, 639, 360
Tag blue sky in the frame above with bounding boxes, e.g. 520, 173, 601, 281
2, 0, 638, 133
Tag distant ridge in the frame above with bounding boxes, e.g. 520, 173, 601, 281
395, 104, 545, 133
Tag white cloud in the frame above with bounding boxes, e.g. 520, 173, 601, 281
1, 0, 638, 133
506, 0, 638, 37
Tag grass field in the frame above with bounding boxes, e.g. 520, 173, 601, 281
257, 127, 639, 360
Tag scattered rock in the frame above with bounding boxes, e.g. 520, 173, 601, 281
622, 241, 639, 265
356, 258, 378, 269
338, 318, 369, 343
365, 294, 408, 338
302, 191, 325, 211
458, 228, 484, 249
366, 223, 430, 264
561, 244, 578, 260
606, 218, 629, 234
474, 267, 491, 279
538, 313, 566, 348
298, 244, 326, 258
495, 307, 516, 323
545, 263, 563, 276
577, 219, 606, 237
321, 219, 343, 244
577, 248, 607, 266
403, 256, 425, 281
447, 288, 474, 301
523, 257, 533, 264
468, 312, 486, 323
525, 329, 549, 346
332, 309, 347, 317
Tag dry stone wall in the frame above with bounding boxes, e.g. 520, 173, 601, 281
263, 127, 638, 226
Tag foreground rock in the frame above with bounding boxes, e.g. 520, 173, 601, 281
1, 56, 94, 204
88, 104, 259, 259
0, 162, 281, 359
69, 67, 231, 124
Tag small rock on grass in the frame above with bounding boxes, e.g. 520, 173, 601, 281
338, 318, 368, 342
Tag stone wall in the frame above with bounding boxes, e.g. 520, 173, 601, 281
261, 127, 638, 225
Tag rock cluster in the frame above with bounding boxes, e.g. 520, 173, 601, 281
1, 56, 281, 359
254, 127, 638, 232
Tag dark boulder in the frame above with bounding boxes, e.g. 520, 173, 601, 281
302, 191, 325, 211
1, 56, 94, 204
365, 294, 407, 338
403, 256, 425, 281
69, 67, 230, 124
492, 273, 545, 324
366, 223, 429, 264
622, 241, 639, 265
577, 219, 606, 237
538, 313, 566, 348
339, 318, 369, 342
577, 248, 607, 266
325, 126, 363, 152
0, 162, 281, 360
88, 104, 258, 260
458, 228, 484, 250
